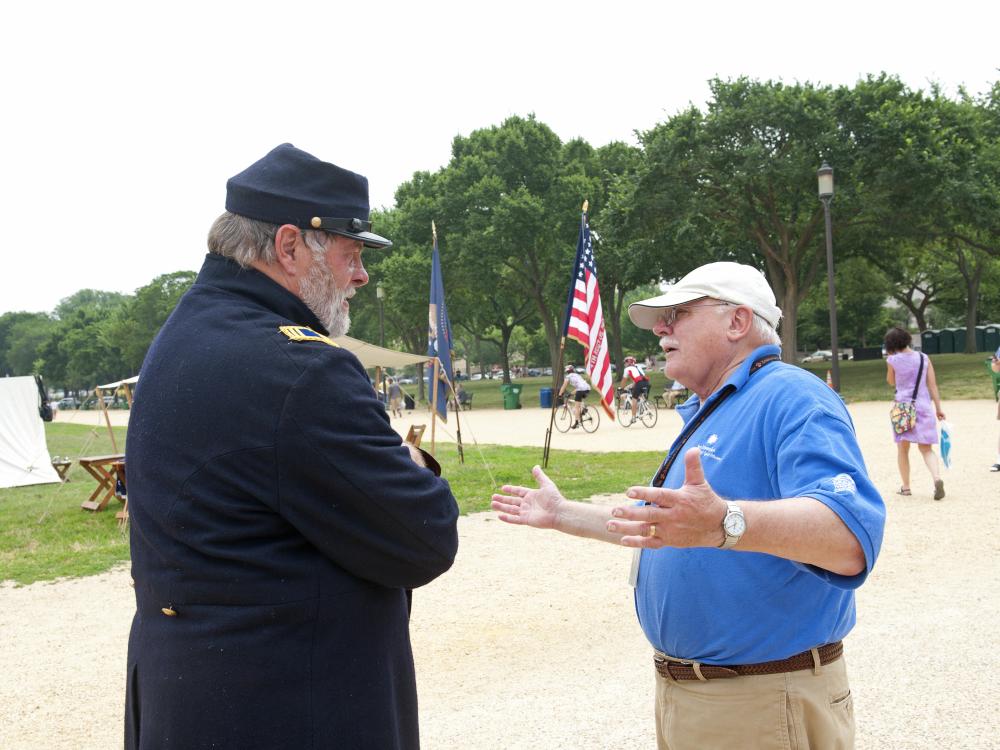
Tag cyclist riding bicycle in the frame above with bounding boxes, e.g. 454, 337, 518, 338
618, 355, 650, 424
558, 364, 591, 429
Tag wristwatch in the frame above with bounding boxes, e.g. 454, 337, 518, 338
718, 502, 746, 549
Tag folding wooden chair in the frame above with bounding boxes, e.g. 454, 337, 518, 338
405, 424, 426, 448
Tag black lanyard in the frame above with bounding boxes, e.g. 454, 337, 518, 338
651, 354, 779, 488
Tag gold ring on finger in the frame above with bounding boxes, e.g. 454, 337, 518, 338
648, 524, 657, 538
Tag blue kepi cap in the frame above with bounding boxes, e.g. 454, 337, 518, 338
225, 143, 391, 249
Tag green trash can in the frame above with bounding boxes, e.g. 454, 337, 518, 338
501, 383, 524, 410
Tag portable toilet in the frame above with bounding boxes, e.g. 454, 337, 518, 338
984, 324, 1000, 353
974, 325, 987, 352
952, 327, 968, 353
920, 330, 939, 355
937, 328, 955, 354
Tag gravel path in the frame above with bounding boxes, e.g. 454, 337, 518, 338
7, 399, 999, 748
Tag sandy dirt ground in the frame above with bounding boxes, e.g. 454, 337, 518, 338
6, 399, 999, 748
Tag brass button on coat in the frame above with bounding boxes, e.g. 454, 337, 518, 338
161, 606, 177, 617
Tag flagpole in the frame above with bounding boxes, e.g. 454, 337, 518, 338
543, 199, 590, 468
542, 337, 566, 468
430, 356, 440, 455
439, 369, 465, 464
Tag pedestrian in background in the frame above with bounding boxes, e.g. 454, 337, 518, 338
884, 326, 946, 498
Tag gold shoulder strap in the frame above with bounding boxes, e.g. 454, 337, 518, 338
279, 325, 339, 348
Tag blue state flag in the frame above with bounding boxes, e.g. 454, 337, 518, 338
427, 229, 453, 421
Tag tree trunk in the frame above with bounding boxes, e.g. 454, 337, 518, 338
962, 265, 983, 354
764, 257, 799, 360
953, 242, 986, 354
498, 324, 515, 385
541, 311, 563, 390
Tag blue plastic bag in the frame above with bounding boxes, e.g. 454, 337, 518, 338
939, 421, 952, 468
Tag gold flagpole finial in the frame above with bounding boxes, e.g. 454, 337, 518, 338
432, 220, 437, 242
582, 200, 589, 213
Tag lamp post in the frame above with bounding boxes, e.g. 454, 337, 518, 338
376, 281, 385, 348
817, 161, 840, 392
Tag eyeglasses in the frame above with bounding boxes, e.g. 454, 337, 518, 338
659, 302, 733, 328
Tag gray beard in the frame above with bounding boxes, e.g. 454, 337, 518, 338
300, 256, 351, 337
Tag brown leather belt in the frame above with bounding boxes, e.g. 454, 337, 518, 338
654, 641, 843, 681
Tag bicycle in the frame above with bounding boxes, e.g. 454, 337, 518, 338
616, 388, 658, 428
554, 396, 600, 433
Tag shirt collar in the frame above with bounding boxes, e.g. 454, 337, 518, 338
194, 253, 327, 334
676, 344, 782, 423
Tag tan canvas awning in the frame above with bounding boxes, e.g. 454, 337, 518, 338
96, 375, 140, 390
334, 336, 430, 369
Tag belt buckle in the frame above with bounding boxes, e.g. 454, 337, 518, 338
654, 651, 706, 681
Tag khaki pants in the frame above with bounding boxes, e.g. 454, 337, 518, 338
654, 652, 854, 749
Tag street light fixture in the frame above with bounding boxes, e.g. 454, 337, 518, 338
817, 161, 840, 392
375, 281, 385, 348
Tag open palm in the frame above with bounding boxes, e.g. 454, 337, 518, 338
490, 465, 564, 529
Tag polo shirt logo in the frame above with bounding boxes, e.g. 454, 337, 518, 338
698, 434, 722, 462
830, 473, 857, 494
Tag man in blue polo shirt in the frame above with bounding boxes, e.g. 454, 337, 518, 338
492, 261, 885, 748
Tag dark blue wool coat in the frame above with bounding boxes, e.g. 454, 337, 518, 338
125, 254, 459, 749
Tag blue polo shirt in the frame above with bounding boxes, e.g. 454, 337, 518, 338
634, 345, 885, 664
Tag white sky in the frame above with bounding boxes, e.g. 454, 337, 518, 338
2, 0, 998, 315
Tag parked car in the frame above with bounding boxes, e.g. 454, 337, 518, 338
56, 397, 80, 409
527, 368, 541, 377
801, 350, 833, 363
398, 377, 415, 384
470, 373, 483, 381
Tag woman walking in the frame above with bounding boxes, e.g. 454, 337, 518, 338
885, 327, 946, 499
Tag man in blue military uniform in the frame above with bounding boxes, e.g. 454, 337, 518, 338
125, 144, 460, 749
493, 262, 884, 748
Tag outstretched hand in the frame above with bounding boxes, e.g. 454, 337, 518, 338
605, 447, 727, 549
491, 465, 564, 530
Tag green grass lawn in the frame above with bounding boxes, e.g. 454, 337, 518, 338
450, 352, 996, 408
0, 423, 661, 585
0, 423, 129, 585
3, 353, 993, 585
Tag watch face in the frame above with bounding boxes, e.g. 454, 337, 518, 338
724, 512, 746, 537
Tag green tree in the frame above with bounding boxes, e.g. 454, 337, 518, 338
0, 311, 52, 376
4, 315, 57, 375
433, 116, 598, 385
54, 289, 128, 320
38, 298, 130, 392
638, 75, 927, 360
105, 271, 196, 373
797, 257, 894, 351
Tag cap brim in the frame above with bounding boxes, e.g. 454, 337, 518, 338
627, 291, 707, 330
326, 228, 393, 249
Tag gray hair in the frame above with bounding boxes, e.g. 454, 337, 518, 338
207, 212, 280, 267
207, 213, 335, 267
752, 313, 781, 346
711, 300, 781, 346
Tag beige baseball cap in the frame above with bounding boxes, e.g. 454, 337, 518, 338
627, 262, 782, 330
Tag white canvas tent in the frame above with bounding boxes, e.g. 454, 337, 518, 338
0, 376, 61, 488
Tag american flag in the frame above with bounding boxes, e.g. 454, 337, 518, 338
563, 211, 614, 416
